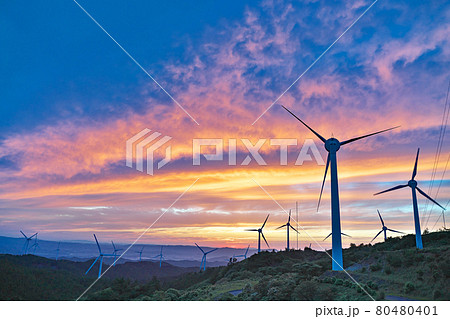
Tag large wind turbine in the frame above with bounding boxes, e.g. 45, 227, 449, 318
374, 148, 446, 249
235, 245, 250, 259
195, 243, 218, 271
275, 210, 299, 251
20, 231, 37, 255
111, 240, 122, 266
371, 210, 404, 242
85, 234, 115, 278
281, 105, 398, 270
152, 246, 164, 268
245, 214, 270, 253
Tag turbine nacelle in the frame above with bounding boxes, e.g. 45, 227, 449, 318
408, 180, 417, 188
325, 138, 340, 152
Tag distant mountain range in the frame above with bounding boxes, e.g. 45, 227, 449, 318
0, 236, 257, 268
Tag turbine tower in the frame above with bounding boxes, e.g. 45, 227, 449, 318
275, 210, 299, 251
245, 214, 270, 253
111, 240, 122, 266
31, 234, 40, 254
374, 148, 446, 249
85, 234, 115, 279
152, 246, 164, 268
20, 231, 37, 255
195, 243, 218, 271
371, 210, 404, 242
136, 246, 144, 262
235, 245, 250, 259
281, 104, 398, 270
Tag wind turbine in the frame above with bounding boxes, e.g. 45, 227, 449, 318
85, 234, 115, 278
136, 246, 144, 262
55, 241, 61, 261
152, 246, 164, 268
111, 240, 122, 266
374, 148, 446, 249
195, 243, 218, 271
275, 210, 299, 251
235, 245, 250, 259
323, 232, 351, 241
245, 214, 270, 253
20, 231, 37, 255
31, 234, 40, 254
281, 104, 398, 271
371, 210, 405, 242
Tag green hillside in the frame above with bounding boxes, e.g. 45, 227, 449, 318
85, 230, 450, 301
0, 230, 448, 301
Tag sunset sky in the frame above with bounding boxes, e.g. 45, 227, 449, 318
0, 0, 449, 250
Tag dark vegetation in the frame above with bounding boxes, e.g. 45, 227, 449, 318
0, 231, 449, 301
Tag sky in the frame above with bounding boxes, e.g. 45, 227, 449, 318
0, 0, 449, 250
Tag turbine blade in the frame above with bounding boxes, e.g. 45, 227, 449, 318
317, 153, 330, 211
206, 248, 219, 254
261, 232, 270, 248
323, 233, 332, 241
341, 232, 352, 238
20, 231, 27, 238
30, 232, 38, 239
275, 224, 287, 230
412, 148, 420, 179
416, 187, 446, 210
195, 243, 205, 254
371, 230, 383, 242
280, 105, 326, 143
340, 126, 400, 146
111, 241, 116, 250
85, 255, 100, 274
377, 209, 385, 227
289, 224, 299, 233
93, 234, 102, 254
373, 184, 408, 196
288, 209, 291, 222
245, 245, 250, 254
261, 214, 270, 229
245, 229, 259, 231
387, 228, 405, 234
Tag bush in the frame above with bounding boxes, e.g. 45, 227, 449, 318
387, 254, 402, 268
370, 263, 382, 272
404, 282, 415, 294
384, 266, 392, 274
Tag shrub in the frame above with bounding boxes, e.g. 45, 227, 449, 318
370, 263, 382, 272
384, 266, 392, 274
387, 254, 402, 268
404, 282, 415, 294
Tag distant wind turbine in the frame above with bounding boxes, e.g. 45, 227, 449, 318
374, 148, 446, 249
152, 246, 164, 268
111, 240, 122, 266
31, 234, 40, 254
85, 234, 115, 278
281, 104, 398, 270
245, 214, 270, 253
55, 241, 61, 261
371, 210, 405, 242
195, 243, 218, 271
136, 246, 144, 262
20, 231, 37, 255
275, 210, 299, 251
235, 245, 250, 259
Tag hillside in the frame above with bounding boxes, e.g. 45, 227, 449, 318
0, 230, 448, 300
85, 230, 450, 301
